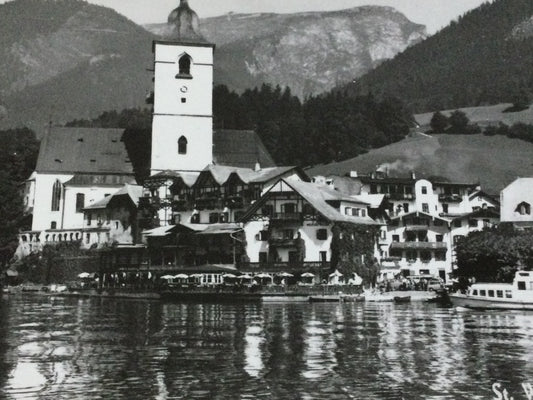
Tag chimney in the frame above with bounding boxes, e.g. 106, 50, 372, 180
410, 171, 416, 180
254, 161, 261, 172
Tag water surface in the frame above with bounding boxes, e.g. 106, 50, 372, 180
1, 295, 532, 399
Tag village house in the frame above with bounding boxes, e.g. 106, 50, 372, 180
320, 169, 501, 282
500, 177, 533, 228
18, 127, 135, 256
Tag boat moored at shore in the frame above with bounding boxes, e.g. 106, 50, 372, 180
449, 271, 533, 310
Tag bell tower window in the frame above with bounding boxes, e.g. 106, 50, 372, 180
178, 136, 188, 154
177, 54, 192, 79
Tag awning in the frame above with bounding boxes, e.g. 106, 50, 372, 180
195, 224, 242, 235
143, 225, 176, 237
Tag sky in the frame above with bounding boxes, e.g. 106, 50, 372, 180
0, 0, 491, 34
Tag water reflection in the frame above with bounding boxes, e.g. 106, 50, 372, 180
1, 296, 533, 399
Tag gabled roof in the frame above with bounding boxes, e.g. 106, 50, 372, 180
241, 179, 379, 225
147, 170, 200, 187
213, 130, 276, 169
36, 127, 133, 175
198, 165, 303, 186
390, 210, 449, 223
85, 184, 142, 210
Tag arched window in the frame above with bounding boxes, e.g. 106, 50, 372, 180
515, 201, 531, 215
51, 180, 62, 211
178, 136, 188, 154
178, 54, 191, 76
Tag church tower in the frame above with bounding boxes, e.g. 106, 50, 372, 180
150, 0, 214, 174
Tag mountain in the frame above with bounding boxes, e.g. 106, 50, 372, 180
346, 0, 533, 112
0, 1, 425, 133
306, 132, 533, 194
0, 0, 154, 134
146, 7, 426, 99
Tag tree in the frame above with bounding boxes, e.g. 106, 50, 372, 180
455, 224, 533, 283
430, 111, 449, 133
448, 110, 470, 133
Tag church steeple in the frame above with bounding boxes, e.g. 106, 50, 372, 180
167, 0, 206, 43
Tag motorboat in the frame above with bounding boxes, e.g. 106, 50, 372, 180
449, 270, 533, 310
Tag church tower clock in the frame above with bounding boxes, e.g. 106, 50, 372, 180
150, 0, 214, 174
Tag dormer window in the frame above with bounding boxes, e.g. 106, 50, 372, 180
178, 136, 187, 154
176, 54, 192, 79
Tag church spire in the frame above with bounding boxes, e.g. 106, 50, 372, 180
167, 0, 206, 43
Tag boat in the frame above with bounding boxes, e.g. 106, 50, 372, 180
393, 295, 411, 303
449, 270, 533, 310
308, 295, 341, 302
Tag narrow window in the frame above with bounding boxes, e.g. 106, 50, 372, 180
178, 136, 187, 155
442, 204, 449, 213
422, 203, 429, 213
496, 290, 503, 298
488, 290, 495, 297
51, 180, 62, 211
421, 186, 427, 194
75, 193, 85, 212
518, 281, 526, 290
472, 289, 478, 296
50, 221, 57, 229
259, 252, 268, 264
178, 54, 191, 76
479, 290, 486, 296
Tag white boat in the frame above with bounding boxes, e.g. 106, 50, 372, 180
449, 270, 533, 310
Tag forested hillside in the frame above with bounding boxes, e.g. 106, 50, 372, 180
67, 84, 413, 176
348, 0, 533, 112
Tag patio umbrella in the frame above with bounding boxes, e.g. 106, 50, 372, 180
301, 272, 315, 278
160, 275, 174, 280
256, 273, 272, 279
190, 273, 203, 278
279, 272, 294, 277
174, 274, 188, 279
329, 270, 343, 277
239, 274, 252, 280
77, 272, 91, 279
222, 273, 237, 279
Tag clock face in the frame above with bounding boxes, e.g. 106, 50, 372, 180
180, 86, 188, 93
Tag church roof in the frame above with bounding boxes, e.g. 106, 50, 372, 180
35, 127, 134, 175
213, 129, 276, 169
166, 0, 209, 44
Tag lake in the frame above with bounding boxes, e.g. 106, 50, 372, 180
1, 295, 532, 399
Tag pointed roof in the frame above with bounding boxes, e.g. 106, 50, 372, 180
167, 0, 208, 44
241, 179, 380, 225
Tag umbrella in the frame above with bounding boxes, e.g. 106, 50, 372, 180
190, 273, 204, 278
279, 272, 294, 277
329, 270, 343, 277
301, 272, 315, 277
78, 272, 91, 279
222, 273, 237, 279
239, 274, 252, 279
174, 274, 188, 279
160, 275, 174, 280
256, 273, 272, 279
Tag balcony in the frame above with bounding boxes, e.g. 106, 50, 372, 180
172, 199, 190, 212
387, 193, 414, 201
268, 237, 299, 247
439, 194, 462, 203
390, 241, 447, 250
194, 197, 220, 210
270, 212, 303, 226
225, 195, 244, 209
